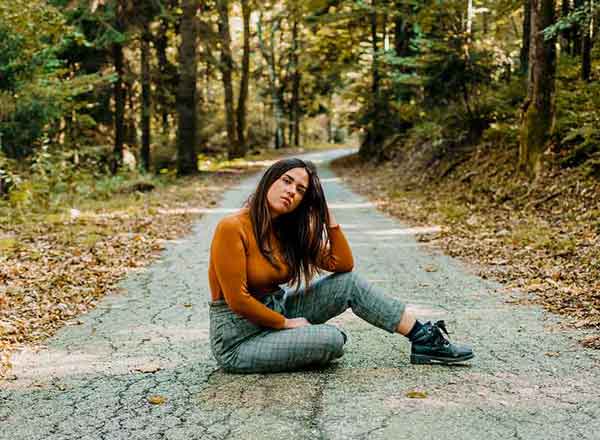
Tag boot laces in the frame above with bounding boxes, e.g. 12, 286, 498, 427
432, 320, 450, 346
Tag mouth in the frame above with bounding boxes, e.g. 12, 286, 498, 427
281, 197, 292, 207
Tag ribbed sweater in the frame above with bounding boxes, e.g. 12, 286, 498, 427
208, 209, 354, 329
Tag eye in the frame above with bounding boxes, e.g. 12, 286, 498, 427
282, 176, 292, 184
297, 186, 306, 195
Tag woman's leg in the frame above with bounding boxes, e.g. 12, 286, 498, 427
228, 324, 345, 373
284, 272, 473, 365
284, 271, 406, 334
210, 296, 346, 374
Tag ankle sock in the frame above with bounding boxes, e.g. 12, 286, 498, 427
406, 320, 424, 341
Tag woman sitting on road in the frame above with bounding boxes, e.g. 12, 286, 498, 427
208, 158, 474, 373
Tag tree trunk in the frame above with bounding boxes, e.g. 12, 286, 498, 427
581, 0, 593, 81
561, 0, 572, 54
359, 0, 382, 160
573, 0, 584, 55
234, 0, 251, 157
125, 81, 138, 148
217, 0, 237, 159
112, 41, 125, 174
258, 13, 285, 149
176, 0, 199, 176
290, 15, 302, 147
519, 0, 557, 178
141, 25, 151, 172
582, 29, 592, 80
520, 0, 532, 75
155, 17, 170, 135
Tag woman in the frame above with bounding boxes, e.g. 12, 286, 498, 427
208, 158, 473, 373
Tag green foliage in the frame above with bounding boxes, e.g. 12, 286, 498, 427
554, 60, 600, 169
542, 3, 599, 40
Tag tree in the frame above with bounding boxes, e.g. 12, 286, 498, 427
258, 10, 286, 149
581, 0, 594, 81
110, 3, 126, 173
519, 0, 557, 178
520, 0, 531, 74
216, 0, 237, 158
176, 0, 199, 176
235, 0, 252, 155
359, 0, 384, 160
289, 4, 302, 147
140, 23, 152, 172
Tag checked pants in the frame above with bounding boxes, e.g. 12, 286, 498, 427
209, 271, 406, 373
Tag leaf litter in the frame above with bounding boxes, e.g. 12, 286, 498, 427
332, 151, 600, 348
0, 169, 252, 379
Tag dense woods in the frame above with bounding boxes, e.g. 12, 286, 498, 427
0, 0, 598, 186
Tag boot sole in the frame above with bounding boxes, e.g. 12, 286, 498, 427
410, 353, 474, 365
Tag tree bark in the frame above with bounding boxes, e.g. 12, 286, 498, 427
290, 15, 301, 147
520, 0, 532, 75
258, 13, 285, 149
581, 0, 593, 81
176, 0, 199, 176
519, 0, 557, 178
216, 0, 237, 159
573, 0, 584, 55
234, 0, 251, 156
112, 41, 125, 174
561, 0, 572, 54
359, 0, 382, 160
155, 17, 170, 135
141, 24, 151, 172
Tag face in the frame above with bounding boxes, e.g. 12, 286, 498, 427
266, 167, 309, 218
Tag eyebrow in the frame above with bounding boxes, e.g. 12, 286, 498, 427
283, 173, 307, 190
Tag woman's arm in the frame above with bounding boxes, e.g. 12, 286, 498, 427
211, 218, 287, 329
315, 207, 354, 272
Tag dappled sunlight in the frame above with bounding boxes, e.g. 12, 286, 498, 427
328, 202, 376, 209
5, 324, 210, 386
156, 207, 239, 215
363, 226, 442, 236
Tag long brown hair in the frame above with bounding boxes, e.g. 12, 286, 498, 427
247, 158, 331, 291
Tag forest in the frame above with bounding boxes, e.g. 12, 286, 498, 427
0, 0, 599, 376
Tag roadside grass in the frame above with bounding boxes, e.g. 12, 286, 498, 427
332, 148, 600, 349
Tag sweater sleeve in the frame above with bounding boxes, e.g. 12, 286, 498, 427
211, 218, 286, 329
316, 225, 354, 272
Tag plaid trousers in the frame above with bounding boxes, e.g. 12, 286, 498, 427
209, 271, 406, 373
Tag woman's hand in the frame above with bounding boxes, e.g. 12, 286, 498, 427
284, 317, 311, 329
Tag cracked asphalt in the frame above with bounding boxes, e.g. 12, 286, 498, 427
2, 148, 600, 440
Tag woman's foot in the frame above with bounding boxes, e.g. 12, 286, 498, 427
409, 320, 474, 365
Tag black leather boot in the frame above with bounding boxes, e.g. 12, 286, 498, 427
410, 320, 474, 365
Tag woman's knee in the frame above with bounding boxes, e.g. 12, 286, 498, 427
312, 324, 346, 359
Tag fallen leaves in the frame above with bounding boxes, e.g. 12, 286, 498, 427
406, 390, 428, 399
0, 171, 245, 379
147, 395, 167, 405
332, 151, 600, 347
581, 335, 600, 349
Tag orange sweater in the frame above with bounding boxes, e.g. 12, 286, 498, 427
208, 209, 354, 329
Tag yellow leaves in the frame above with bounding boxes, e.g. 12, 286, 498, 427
405, 390, 428, 399
147, 395, 167, 405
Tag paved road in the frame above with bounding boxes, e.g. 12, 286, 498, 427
2, 149, 599, 440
